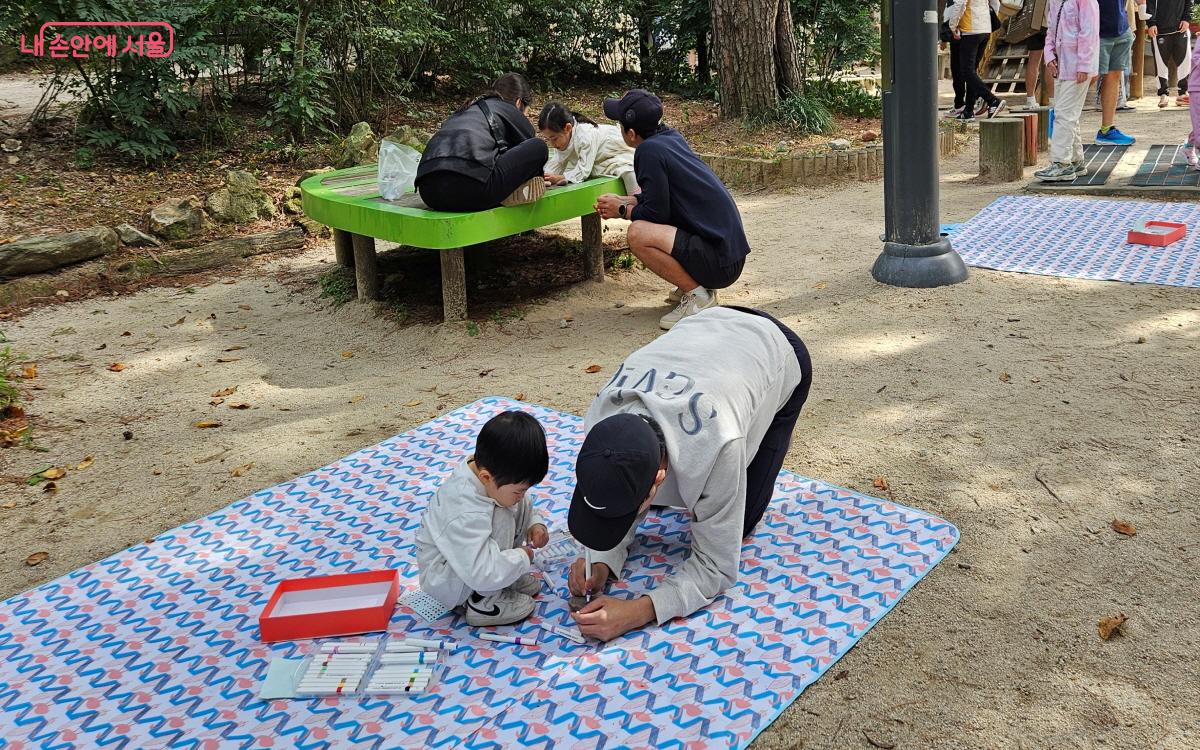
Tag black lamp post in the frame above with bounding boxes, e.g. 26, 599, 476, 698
872, 0, 968, 287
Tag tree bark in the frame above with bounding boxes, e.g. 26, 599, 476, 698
712, 0, 803, 119
638, 8, 654, 81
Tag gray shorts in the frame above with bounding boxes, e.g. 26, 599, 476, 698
1099, 29, 1134, 73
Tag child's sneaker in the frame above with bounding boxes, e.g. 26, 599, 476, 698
506, 574, 541, 597
464, 589, 535, 626
1035, 162, 1078, 182
1159, 94, 1171, 108
1025, 96, 1038, 109
986, 100, 1007, 119
1185, 144, 1200, 168
942, 106, 965, 119
501, 177, 546, 207
1177, 94, 1191, 106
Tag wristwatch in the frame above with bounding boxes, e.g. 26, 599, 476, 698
618, 202, 628, 218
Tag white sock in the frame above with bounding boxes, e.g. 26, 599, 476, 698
691, 287, 711, 304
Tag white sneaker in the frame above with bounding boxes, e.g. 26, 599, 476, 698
1071, 162, 1088, 178
506, 573, 541, 597
658, 289, 719, 330
1035, 162, 1078, 182
1186, 145, 1200, 168
1159, 95, 1170, 109
1025, 96, 1038, 109
464, 589, 535, 626
665, 286, 683, 305
942, 106, 965, 119
501, 177, 546, 206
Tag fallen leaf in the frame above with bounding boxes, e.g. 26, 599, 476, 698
169, 316, 186, 327
403, 400, 421, 407
41, 467, 66, 480
1110, 519, 1137, 537
121, 331, 131, 336
210, 398, 225, 407
479, 368, 495, 377
107, 363, 126, 372
95, 343, 106, 350
999, 372, 1011, 383
238, 304, 252, 310
873, 476, 890, 492
231, 463, 254, 477
1098, 613, 1128, 641
212, 386, 238, 397
215, 357, 241, 363
515, 392, 526, 401
75, 456, 95, 471
22, 363, 36, 379
349, 395, 365, 404
194, 420, 223, 428
228, 402, 251, 410
42, 481, 58, 493
584, 364, 602, 374
341, 351, 354, 358
224, 345, 246, 352
24, 551, 49, 567
0, 501, 15, 510
814, 282, 827, 289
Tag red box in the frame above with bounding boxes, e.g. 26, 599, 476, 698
259, 569, 400, 642
1127, 221, 1186, 247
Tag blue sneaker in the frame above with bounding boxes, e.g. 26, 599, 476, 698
1095, 127, 1135, 146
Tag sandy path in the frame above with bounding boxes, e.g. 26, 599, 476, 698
2, 115, 1198, 747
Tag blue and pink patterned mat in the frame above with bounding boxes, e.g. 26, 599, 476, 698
950, 195, 1200, 288
0, 398, 958, 749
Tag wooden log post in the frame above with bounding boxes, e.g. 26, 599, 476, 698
1034, 106, 1051, 153
979, 117, 1026, 182
1015, 113, 1038, 166
439, 248, 468, 322
333, 229, 354, 267
581, 213, 605, 282
351, 234, 379, 301
1130, 18, 1146, 100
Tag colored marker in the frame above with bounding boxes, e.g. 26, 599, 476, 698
537, 622, 586, 644
318, 643, 377, 654
378, 652, 440, 665
389, 637, 454, 650
479, 633, 538, 645
585, 548, 592, 604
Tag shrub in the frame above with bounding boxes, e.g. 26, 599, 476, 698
776, 93, 835, 135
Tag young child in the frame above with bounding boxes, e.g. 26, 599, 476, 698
539, 102, 639, 195
1035, 0, 1101, 182
416, 411, 551, 626
1186, 36, 1200, 169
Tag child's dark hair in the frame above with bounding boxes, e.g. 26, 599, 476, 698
475, 410, 549, 487
537, 101, 597, 132
457, 72, 533, 115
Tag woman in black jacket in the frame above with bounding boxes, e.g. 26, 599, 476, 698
416, 73, 549, 212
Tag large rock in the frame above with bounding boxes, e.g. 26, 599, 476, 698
296, 166, 334, 186
282, 186, 303, 215
206, 171, 276, 225
0, 227, 118, 279
383, 125, 431, 153
337, 122, 378, 168
115, 223, 161, 247
148, 197, 206, 240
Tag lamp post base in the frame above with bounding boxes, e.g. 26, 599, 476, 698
871, 237, 968, 288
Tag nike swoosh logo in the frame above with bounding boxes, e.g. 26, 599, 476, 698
583, 495, 606, 511
467, 600, 501, 617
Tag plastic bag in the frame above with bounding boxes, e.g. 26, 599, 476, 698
377, 140, 420, 200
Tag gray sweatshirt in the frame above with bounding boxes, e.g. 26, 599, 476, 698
582, 307, 804, 624
416, 459, 541, 608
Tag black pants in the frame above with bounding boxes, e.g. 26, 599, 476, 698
728, 307, 814, 535
958, 33, 998, 115
949, 37, 967, 108
417, 138, 548, 212
1156, 33, 1189, 96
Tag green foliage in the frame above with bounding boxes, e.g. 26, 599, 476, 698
808, 80, 882, 119
318, 266, 355, 306
776, 93, 835, 135
793, 0, 882, 83
73, 147, 95, 169
0, 341, 21, 410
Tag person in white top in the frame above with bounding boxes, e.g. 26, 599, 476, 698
539, 102, 639, 195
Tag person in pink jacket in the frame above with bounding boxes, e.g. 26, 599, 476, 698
1036, 0, 1102, 181
1186, 41, 1200, 168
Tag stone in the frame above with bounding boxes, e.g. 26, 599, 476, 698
1, 138, 20, 153
774, 140, 790, 153
337, 122, 378, 168
296, 166, 334, 186
115, 223, 161, 247
829, 138, 851, 150
148, 197, 206, 240
6, 154, 17, 166
282, 186, 304, 215
206, 170, 276, 225
383, 125, 431, 153
293, 216, 327, 237
861, 131, 879, 142
0, 226, 119, 278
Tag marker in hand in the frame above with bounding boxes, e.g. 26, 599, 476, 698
585, 548, 593, 604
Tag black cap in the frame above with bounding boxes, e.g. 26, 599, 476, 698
603, 89, 663, 136
568, 413, 662, 551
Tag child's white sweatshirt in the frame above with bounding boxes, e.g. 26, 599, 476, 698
544, 122, 635, 184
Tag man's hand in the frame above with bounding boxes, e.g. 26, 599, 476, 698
594, 193, 624, 219
526, 523, 549, 549
568, 558, 611, 597
1046, 60, 1059, 79
571, 595, 655, 641
1148, 24, 1158, 37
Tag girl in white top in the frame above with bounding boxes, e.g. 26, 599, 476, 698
539, 102, 639, 194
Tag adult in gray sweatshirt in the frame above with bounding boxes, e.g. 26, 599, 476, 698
567, 306, 813, 641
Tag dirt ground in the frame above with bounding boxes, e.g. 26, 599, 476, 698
2, 102, 1199, 748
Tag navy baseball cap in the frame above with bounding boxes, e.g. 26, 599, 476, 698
603, 89, 663, 135
568, 413, 663, 551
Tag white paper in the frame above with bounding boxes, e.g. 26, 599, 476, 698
272, 581, 392, 617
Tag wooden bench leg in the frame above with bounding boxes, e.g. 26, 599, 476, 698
581, 213, 605, 282
440, 247, 468, 322
351, 234, 379, 300
333, 229, 355, 268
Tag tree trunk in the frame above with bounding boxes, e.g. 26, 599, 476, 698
774, 0, 803, 97
638, 10, 654, 81
712, 0, 803, 119
294, 1, 314, 72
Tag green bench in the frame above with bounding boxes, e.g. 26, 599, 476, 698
299, 166, 626, 321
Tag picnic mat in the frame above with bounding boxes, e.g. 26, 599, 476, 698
1036, 143, 1128, 187
951, 194, 1200, 288
1129, 144, 1200, 188
0, 398, 958, 750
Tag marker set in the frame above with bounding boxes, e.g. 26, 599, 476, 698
290, 637, 456, 698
